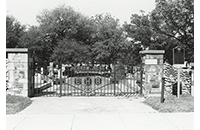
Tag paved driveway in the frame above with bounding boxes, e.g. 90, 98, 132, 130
8, 97, 194, 130
17, 96, 157, 114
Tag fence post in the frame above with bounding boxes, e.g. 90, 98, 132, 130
140, 68, 143, 95
59, 62, 62, 97
177, 67, 181, 98
28, 50, 35, 97
161, 77, 165, 103
191, 70, 194, 96
113, 63, 116, 96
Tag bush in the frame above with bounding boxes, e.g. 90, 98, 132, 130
6, 94, 32, 114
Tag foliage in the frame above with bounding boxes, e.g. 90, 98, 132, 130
123, 12, 170, 50
36, 5, 95, 44
91, 13, 125, 64
8, 1, 194, 67
36, 5, 96, 64
18, 5, 96, 67
123, 12, 176, 64
143, 94, 194, 112
6, 94, 32, 114
151, 0, 194, 62
123, 13, 153, 49
124, 0, 194, 64
6, 15, 26, 48
119, 41, 142, 66
114, 62, 126, 82
19, 26, 50, 68
51, 38, 89, 65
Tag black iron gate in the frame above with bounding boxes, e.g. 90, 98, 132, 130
33, 63, 143, 97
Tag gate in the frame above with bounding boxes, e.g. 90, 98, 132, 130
33, 63, 143, 97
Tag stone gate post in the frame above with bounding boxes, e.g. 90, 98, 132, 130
6, 48, 34, 97
139, 50, 165, 96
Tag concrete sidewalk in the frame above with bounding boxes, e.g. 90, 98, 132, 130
6, 113, 194, 130
6, 97, 194, 130
16, 97, 158, 114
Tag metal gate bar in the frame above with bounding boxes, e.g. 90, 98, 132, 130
33, 63, 143, 97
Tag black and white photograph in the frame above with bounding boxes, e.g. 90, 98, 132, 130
6, 0, 194, 130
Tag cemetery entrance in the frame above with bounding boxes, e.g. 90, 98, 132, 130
33, 62, 142, 97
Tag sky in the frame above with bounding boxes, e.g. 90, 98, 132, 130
6, 0, 156, 26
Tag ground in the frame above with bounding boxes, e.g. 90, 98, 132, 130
143, 94, 194, 113
6, 94, 32, 114
6, 96, 194, 130
17, 96, 157, 114
7, 93, 194, 114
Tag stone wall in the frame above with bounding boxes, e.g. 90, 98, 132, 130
163, 62, 192, 94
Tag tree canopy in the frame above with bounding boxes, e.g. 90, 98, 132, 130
151, 0, 194, 49
7, 1, 194, 67
151, 0, 194, 62
6, 15, 25, 48
124, 0, 194, 64
91, 13, 125, 64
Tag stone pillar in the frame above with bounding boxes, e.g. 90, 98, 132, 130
139, 50, 165, 95
6, 49, 29, 97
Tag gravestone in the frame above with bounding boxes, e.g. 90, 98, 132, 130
139, 50, 165, 95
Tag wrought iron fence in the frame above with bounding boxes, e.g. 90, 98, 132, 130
33, 63, 142, 97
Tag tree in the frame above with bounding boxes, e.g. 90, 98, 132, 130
91, 13, 125, 65
19, 5, 96, 69
6, 15, 25, 48
123, 13, 153, 49
19, 26, 51, 68
119, 40, 142, 66
123, 12, 173, 50
123, 13, 170, 64
124, 0, 194, 64
151, 0, 194, 62
35, 5, 96, 64
36, 5, 95, 45
51, 38, 89, 65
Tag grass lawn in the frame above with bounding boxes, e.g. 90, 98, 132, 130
143, 94, 194, 113
6, 94, 32, 114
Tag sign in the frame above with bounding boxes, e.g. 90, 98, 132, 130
173, 47, 185, 65
94, 77, 102, 85
145, 59, 157, 65
173, 46, 185, 98
74, 78, 82, 85
84, 77, 92, 86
